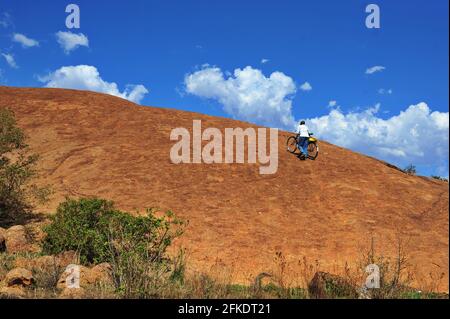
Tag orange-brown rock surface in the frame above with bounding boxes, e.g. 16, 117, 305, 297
1, 86, 448, 291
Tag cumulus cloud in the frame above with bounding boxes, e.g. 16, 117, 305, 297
1, 53, 17, 68
13, 33, 39, 48
300, 81, 312, 91
366, 65, 386, 74
307, 102, 449, 175
184, 64, 447, 176
184, 65, 297, 128
56, 31, 89, 54
39, 65, 149, 104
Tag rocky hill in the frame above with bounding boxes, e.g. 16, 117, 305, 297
1, 86, 448, 291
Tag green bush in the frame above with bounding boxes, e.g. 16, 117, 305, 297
0, 108, 50, 225
43, 198, 186, 298
42, 198, 184, 266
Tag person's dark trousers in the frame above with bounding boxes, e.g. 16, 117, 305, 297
297, 136, 309, 157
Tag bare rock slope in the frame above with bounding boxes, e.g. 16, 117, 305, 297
1, 86, 448, 290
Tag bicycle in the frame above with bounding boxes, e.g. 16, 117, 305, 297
286, 133, 319, 160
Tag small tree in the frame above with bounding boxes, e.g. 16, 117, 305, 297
0, 108, 49, 226
403, 164, 416, 176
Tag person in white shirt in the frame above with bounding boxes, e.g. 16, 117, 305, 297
296, 120, 311, 160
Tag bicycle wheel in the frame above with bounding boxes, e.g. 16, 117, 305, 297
307, 142, 319, 160
287, 136, 299, 154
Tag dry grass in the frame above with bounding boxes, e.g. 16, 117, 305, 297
0, 252, 15, 279
0, 236, 447, 299
32, 257, 64, 291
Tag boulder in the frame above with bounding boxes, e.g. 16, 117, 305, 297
4, 225, 32, 253
4, 268, 34, 287
308, 271, 358, 299
0, 286, 26, 299
55, 250, 79, 268
14, 255, 56, 270
57, 263, 114, 290
90, 263, 114, 286
57, 264, 88, 290
15, 251, 79, 271
11, 252, 80, 291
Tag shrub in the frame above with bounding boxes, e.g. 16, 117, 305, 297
32, 257, 64, 291
42, 198, 184, 264
42, 197, 186, 297
358, 237, 415, 299
0, 108, 50, 226
403, 164, 416, 175
431, 175, 448, 182
42, 198, 112, 264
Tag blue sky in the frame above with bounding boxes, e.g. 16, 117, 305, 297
0, 0, 449, 176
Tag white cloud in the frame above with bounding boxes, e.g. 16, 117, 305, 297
378, 88, 393, 95
300, 81, 312, 91
328, 100, 337, 107
366, 65, 386, 74
184, 64, 448, 176
307, 102, 449, 175
261, 58, 269, 64
56, 31, 89, 54
1, 53, 18, 68
185, 65, 297, 128
39, 65, 149, 104
122, 84, 149, 104
13, 33, 39, 48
